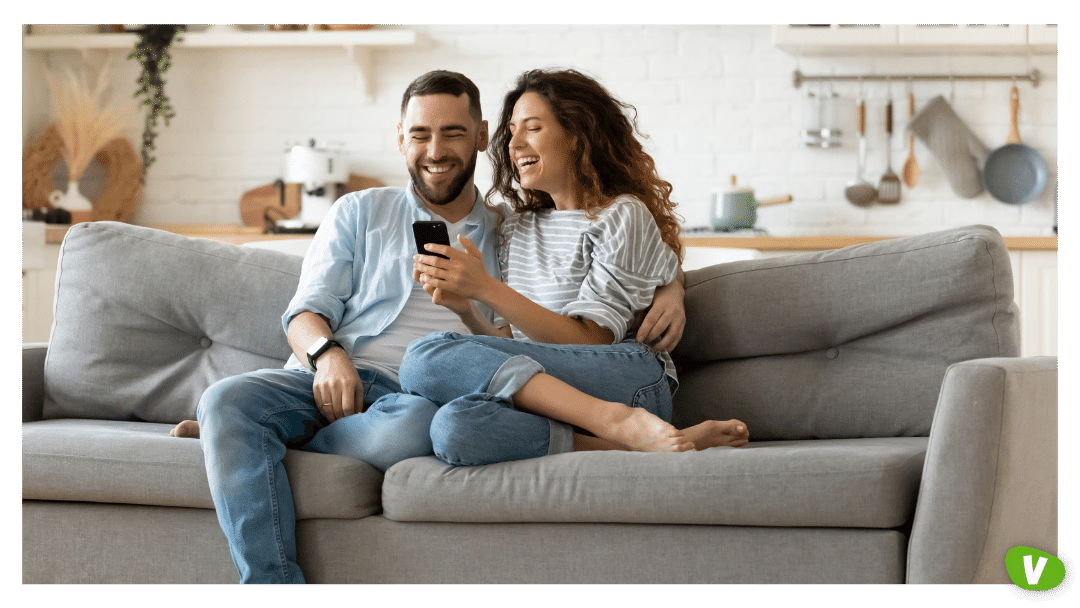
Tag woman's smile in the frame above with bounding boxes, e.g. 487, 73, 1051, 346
508, 92, 577, 209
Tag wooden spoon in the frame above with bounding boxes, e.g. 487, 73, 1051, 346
902, 92, 920, 188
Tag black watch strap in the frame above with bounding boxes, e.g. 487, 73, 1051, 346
307, 337, 343, 370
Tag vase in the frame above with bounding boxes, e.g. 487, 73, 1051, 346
49, 180, 93, 211
49, 180, 94, 224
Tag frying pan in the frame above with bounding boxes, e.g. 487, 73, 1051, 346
983, 86, 1048, 205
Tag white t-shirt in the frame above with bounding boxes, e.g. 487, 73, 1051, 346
351, 217, 474, 380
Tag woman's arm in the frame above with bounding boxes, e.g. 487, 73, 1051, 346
415, 271, 513, 338
415, 237, 613, 345
634, 268, 686, 352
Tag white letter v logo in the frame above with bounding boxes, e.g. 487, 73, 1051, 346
1024, 554, 1048, 585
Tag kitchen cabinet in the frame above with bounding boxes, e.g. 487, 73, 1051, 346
1015, 250, 1057, 357
22, 28, 418, 103
1027, 25, 1058, 45
772, 24, 1056, 55
896, 24, 1028, 46
23, 242, 60, 344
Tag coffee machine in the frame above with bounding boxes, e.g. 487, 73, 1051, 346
274, 139, 347, 232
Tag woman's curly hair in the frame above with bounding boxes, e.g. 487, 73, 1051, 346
487, 68, 682, 262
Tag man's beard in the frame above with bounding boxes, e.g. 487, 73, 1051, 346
409, 151, 478, 207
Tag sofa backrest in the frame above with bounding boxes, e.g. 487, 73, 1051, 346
43, 222, 302, 423
671, 225, 1019, 441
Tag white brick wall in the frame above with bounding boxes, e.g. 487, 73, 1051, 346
23, 25, 1057, 236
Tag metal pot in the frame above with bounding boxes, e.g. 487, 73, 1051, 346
710, 175, 793, 231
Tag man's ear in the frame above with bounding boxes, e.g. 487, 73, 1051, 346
397, 123, 405, 155
476, 119, 489, 153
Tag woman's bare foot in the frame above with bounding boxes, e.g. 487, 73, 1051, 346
681, 419, 749, 450
607, 406, 695, 453
170, 419, 200, 438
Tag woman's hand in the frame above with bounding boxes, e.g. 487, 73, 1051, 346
417, 271, 474, 316
635, 276, 686, 352
413, 235, 497, 302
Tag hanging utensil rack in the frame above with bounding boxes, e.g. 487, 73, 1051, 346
792, 68, 1040, 88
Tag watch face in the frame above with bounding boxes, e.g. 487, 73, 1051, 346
308, 337, 330, 369
308, 337, 328, 356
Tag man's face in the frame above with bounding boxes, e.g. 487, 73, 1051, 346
398, 93, 488, 211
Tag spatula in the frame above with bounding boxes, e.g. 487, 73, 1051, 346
877, 96, 901, 203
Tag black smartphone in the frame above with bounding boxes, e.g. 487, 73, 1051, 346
412, 221, 451, 259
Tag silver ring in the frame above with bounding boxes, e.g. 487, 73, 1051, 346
323, 403, 332, 406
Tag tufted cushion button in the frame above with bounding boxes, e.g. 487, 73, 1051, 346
826, 347, 839, 359
200, 336, 213, 349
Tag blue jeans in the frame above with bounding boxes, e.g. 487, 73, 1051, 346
398, 332, 672, 467
196, 367, 438, 584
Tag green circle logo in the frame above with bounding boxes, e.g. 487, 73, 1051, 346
1006, 546, 1066, 591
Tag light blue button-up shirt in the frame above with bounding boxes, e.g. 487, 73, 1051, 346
282, 182, 503, 371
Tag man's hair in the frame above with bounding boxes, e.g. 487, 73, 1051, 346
401, 70, 482, 123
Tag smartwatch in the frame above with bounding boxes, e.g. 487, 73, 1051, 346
306, 336, 344, 371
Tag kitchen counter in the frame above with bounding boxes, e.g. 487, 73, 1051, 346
44, 223, 1058, 251
682, 233, 1057, 251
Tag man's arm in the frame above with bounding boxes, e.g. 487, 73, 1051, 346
286, 311, 363, 422
635, 268, 686, 352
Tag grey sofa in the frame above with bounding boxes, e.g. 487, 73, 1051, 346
22, 221, 1056, 584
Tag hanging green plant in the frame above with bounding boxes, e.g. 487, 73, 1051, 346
128, 24, 186, 177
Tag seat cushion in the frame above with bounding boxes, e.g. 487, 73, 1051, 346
22, 419, 383, 520
381, 437, 927, 529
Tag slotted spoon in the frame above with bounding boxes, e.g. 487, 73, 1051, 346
877, 96, 901, 203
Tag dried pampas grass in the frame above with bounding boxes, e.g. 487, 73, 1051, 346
44, 62, 136, 182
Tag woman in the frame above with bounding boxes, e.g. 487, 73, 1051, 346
400, 68, 748, 466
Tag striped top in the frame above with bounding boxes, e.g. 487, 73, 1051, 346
498, 194, 680, 384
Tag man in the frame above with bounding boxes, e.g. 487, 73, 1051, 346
195, 70, 685, 584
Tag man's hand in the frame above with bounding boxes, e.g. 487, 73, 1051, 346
311, 348, 365, 423
636, 277, 686, 352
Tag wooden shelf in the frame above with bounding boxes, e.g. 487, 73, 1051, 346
772, 24, 1056, 55
22, 29, 418, 103
22, 29, 417, 50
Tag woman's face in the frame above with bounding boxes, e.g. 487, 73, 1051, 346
507, 91, 578, 208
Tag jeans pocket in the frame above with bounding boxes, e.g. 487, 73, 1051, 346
631, 375, 673, 422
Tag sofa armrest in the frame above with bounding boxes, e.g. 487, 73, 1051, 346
23, 343, 49, 422
907, 356, 1057, 583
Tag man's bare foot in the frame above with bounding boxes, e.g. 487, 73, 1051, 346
682, 419, 749, 450
607, 406, 695, 453
170, 419, 200, 438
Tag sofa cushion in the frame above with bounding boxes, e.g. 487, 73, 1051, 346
381, 437, 927, 529
43, 222, 302, 423
671, 225, 1019, 440
22, 419, 383, 520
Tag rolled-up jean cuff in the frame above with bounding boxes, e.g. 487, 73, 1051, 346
488, 354, 545, 401
547, 419, 574, 455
